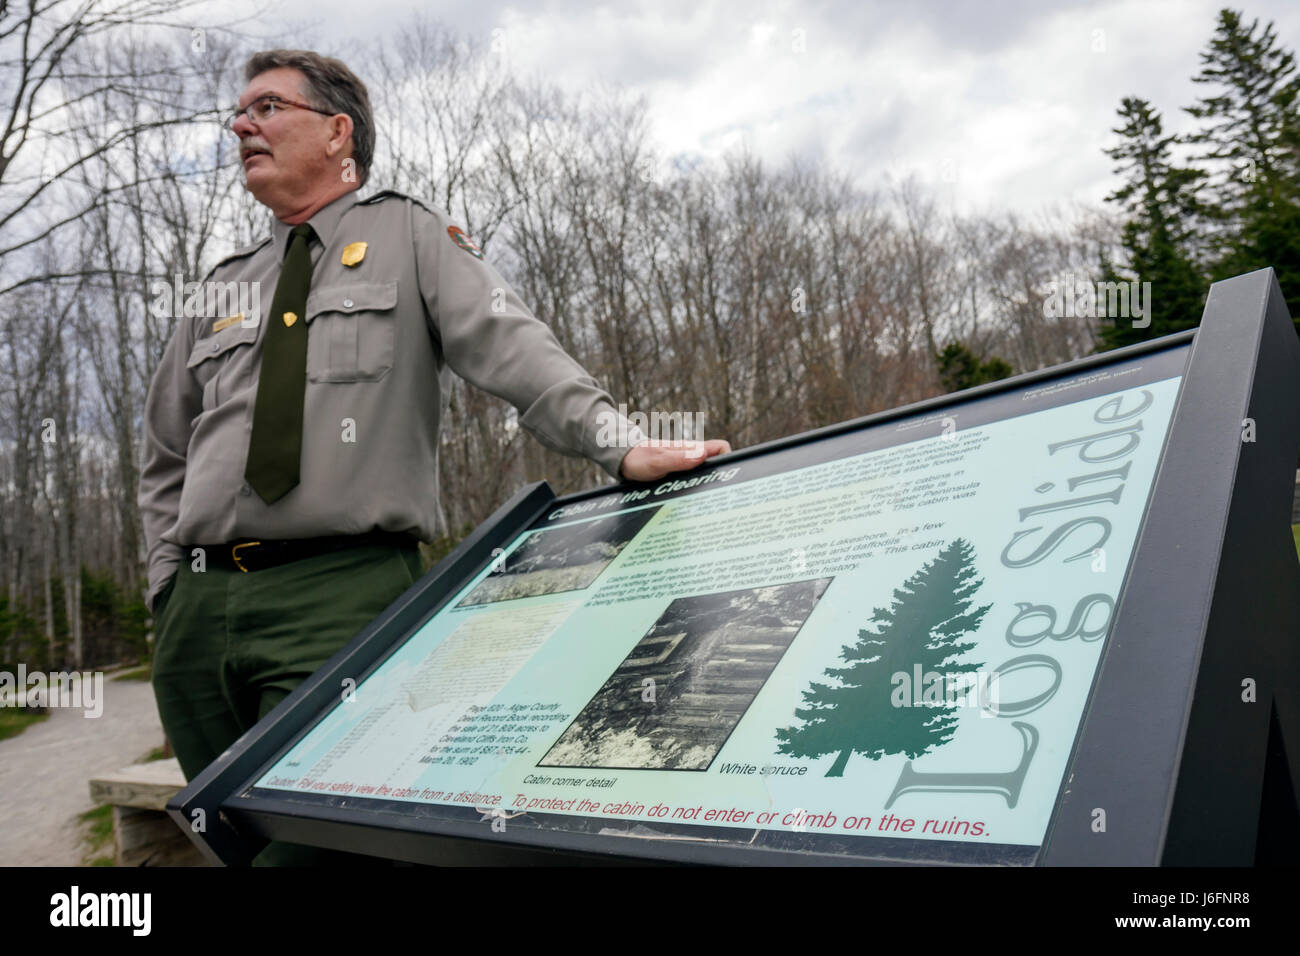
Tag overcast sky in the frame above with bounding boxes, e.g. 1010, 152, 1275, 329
234, 0, 1300, 219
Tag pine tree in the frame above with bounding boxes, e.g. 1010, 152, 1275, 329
1184, 8, 1300, 324
936, 342, 1013, 393
775, 539, 990, 777
1097, 97, 1209, 352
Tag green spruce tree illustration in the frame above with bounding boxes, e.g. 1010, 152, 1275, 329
775, 539, 990, 777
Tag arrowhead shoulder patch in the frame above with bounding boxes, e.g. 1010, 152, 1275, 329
447, 224, 484, 260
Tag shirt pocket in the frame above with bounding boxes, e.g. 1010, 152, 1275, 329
186, 320, 260, 409
304, 280, 398, 383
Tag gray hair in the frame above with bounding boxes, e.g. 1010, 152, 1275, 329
243, 49, 375, 187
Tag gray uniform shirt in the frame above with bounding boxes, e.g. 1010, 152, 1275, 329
138, 188, 642, 611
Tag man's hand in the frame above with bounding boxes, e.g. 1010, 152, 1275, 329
618, 438, 733, 482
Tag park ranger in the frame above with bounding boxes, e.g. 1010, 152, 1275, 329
138, 49, 729, 866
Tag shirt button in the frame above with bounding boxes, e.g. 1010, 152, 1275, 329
240, 482, 252, 496
211, 340, 220, 353
342, 298, 354, 308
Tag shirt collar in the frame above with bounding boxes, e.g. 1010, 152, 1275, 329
270, 189, 363, 260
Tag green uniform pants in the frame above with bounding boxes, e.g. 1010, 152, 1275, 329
150, 541, 423, 866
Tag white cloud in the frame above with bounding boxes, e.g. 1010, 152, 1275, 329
260, 0, 1300, 218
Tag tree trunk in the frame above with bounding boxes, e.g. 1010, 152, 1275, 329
826, 748, 852, 777
42, 527, 54, 660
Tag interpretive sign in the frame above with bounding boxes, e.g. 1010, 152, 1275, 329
170, 268, 1300, 866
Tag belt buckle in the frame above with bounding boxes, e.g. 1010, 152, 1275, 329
231, 540, 261, 573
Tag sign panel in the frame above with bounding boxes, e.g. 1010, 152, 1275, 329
245, 344, 1188, 862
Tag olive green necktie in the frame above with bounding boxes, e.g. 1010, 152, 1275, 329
245, 222, 315, 504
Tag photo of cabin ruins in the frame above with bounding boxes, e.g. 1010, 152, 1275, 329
539, 577, 833, 770
456, 506, 661, 607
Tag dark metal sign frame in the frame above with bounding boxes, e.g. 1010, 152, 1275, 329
168, 268, 1300, 866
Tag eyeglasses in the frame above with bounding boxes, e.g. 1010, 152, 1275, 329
227, 94, 335, 130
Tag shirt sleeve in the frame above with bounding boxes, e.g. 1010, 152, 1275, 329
138, 308, 202, 612
414, 205, 645, 481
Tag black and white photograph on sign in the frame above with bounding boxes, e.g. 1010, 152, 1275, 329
456, 506, 662, 607
539, 577, 833, 771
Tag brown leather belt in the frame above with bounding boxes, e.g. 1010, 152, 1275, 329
194, 531, 419, 573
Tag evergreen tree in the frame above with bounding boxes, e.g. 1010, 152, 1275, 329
936, 342, 1014, 393
775, 539, 990, 777
1185, 8, 1300, 324
1097, 97, 1209, 351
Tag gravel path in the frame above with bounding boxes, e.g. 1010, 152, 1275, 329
0, 674, 165, 866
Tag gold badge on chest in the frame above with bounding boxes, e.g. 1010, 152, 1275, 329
341, 241, 367, 267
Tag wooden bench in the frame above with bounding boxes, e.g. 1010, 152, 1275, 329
88, 758, 211, 866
